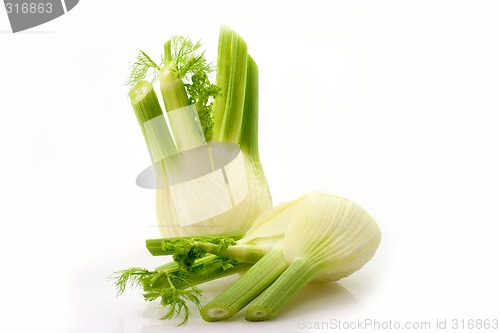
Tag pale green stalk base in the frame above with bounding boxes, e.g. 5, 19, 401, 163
246, 257, 316, 321
200, 248, 288, 322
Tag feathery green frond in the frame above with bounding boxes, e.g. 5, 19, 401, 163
125, 50, 162, 88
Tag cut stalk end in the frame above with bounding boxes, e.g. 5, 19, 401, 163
245, 306, 275, 322
201, 305, 235, 322
245, 258, 316, 320
199, 248, 288, 321
129, 80, 152, 106
129, 80, 163, 124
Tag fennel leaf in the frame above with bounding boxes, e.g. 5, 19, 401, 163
125, 50, 162, 88
125, 36, 220, 140
166, 36, 219, 141
161, 235, 237, 271
111, 235, 239, 325
110, 266, 203, 326
186, 72, 221, 141
167, 35, 213, 79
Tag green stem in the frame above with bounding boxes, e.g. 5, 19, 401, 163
212, 26, 248, 143
140, 50, 160, 70
159, 68, 205, 150
239, 56, 260, 161
200, 248, 288, 322
212, 26, 232, 140
246, 257, 317, 321
182, 262, 252, 288
154, 253, 218, 272
129, 80, 177, 161
196, 242, 266, 263
159, 69, 190, 111
153, 254, 251, 289
164, 39, 173, 64
145, 232, 245, 256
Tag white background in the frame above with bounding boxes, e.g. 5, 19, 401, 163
1, 1, 500, 332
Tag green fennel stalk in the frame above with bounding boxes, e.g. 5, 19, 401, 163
111, 235, 253, 325
212, 25, 248, 143
200, 248, 288, 322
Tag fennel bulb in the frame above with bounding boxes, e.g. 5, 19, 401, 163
128, 27, 272, 237
201, 192, 382, 322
